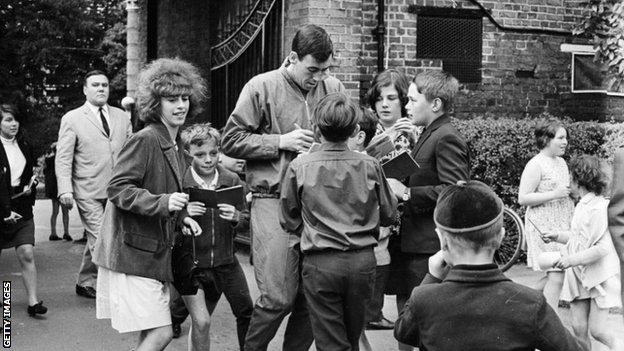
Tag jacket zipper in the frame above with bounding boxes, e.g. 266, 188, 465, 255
210, 210, 215, 266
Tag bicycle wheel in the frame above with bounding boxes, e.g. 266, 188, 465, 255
494, 207, 524, 272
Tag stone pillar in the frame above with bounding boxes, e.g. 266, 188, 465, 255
126, 0, 141, 98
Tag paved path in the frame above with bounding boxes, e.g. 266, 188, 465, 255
1, 200, 622, 350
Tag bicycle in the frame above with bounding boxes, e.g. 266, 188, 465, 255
494, 207, 525, 272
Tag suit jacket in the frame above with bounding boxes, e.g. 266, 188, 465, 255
400, 115, 470, 253
0, 136, 36, 220
55, 102, 132, 199
92, 122, 190, 282
394, 264, 587, 351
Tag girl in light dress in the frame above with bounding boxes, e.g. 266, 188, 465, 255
541, 154, 622, 350
518, 119, 575, 313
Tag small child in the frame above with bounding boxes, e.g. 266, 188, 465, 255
541, 155, 622, 350
172, 123, 253, 351
394, 180, 586, 351
280, 92, 398, 350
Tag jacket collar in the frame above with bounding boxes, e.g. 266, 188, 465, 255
319, 141, 350, 152
412, 114, 450, 156
183, 164, 238, 190
147, 122, 185, 189
443, 264, 510, 284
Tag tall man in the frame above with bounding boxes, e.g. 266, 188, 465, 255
56, 70, 132, 299
221, 24, 344, 350
385, 70, 470, 351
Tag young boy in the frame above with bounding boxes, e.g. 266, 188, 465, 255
280, 93, 398, 350
172, 123, 253, 351
394, 180, 587, 351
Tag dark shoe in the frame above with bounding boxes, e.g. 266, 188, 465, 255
74, 237, 87, 244
366, 317, 395, 330
49, 234, 62, 241
172, 323, 182, 339
62, 233, 73, 241
27, 301, 48, 316
76, 285, 96, 299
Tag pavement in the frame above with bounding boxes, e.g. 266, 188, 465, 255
1, 200, 623, 350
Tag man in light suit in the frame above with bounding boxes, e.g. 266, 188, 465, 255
56, 70, 132, 299
608, 148, 624, 322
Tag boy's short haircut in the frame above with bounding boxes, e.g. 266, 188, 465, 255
413, 70, 459, 112
312, 92, 361, 143
434, 180, 504, 251
180, 122, 221, 151
569, 154, 607, 195
291, 24, 333, 63
359, 108, 378, 147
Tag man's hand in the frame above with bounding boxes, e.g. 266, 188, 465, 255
386, 178, 407, 199
59, 192, 74, 209
279, 124, 314, 153
182, 217, 202, 236
168, 192, 189, 212
3, 211, 22, 225
186, 201, 206, 217
217, 204, 239, 222
428, 250, 448, 280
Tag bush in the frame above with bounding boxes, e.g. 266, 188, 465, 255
452, 116, 605, 212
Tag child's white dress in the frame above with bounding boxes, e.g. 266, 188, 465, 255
559, 193, 622, 308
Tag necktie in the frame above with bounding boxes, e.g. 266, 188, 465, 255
99, 107, 110, 137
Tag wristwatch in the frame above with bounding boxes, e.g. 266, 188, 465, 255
402, 187, 411, 202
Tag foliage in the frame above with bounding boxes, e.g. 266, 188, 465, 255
602, 122, 624, 163
452, 115, 605, 212
575, 0, 624, 92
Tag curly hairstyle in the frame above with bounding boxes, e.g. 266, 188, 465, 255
180, 123, 221, 151
136, 58, 207, 124
534, 118, 567, 150
365, 69, 410, 118
569, 154, 607, 195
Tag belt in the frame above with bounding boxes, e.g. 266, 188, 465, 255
251, 193, 279, 199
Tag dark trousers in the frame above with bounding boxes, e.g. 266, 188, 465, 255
365, 264, 390, 322
171, 257, 253, 350
302, 248, 376, 351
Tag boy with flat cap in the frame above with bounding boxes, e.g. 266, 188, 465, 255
394, 180, 587, 351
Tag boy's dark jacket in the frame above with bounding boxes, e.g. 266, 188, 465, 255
173, 165, 249, 269
394, 264, 587, 351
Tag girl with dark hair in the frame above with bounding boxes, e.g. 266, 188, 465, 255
0, 103, 47, 316
541, 154, 622, 350
518, 118, 574, 314
92, 58, 204, 350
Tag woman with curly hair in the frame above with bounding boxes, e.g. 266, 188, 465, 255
92, 58, 204, 351
541, 155, 622, 350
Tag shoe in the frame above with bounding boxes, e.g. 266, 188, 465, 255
366, 317, 395, 330
172, 323, 182, 339
27, 301, 48, 317
49, 234, 62, 241
62, 233, 73, 241
74, 237, 87, 244
75, 285, 96, 299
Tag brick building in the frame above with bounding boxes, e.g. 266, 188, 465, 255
125, 0, 624, 126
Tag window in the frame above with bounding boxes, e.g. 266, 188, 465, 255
561, 44, 624, 96
416, 8, 483, 83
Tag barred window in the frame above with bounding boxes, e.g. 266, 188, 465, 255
416, 10, 482, 83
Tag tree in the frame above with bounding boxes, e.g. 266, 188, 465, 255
575, 0, 624, 92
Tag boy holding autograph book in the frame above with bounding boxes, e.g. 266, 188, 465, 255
172, 123, 253, 351
280, 93, 398, 350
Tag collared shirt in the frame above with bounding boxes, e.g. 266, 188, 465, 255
221, 65, 345, 195
190, 167, 219, 191
279, 142, 398, 252
86, 101, 110, 128
1, 135, 26, 186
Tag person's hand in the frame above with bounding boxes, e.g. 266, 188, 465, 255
279, 123, 314, 153
3, 211, 22, 225
182, 217, 202, 236
551, 184, 570, 199
186, 201, 206, 217
428, 250, 448, 280
388, 117, 414, 134
553, 255, 571, 269
540, 231, 559, 244
168, 192, 189, 212
386, 178, 407, 199
217, 204, 239, 222
59, 192, 74, 209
